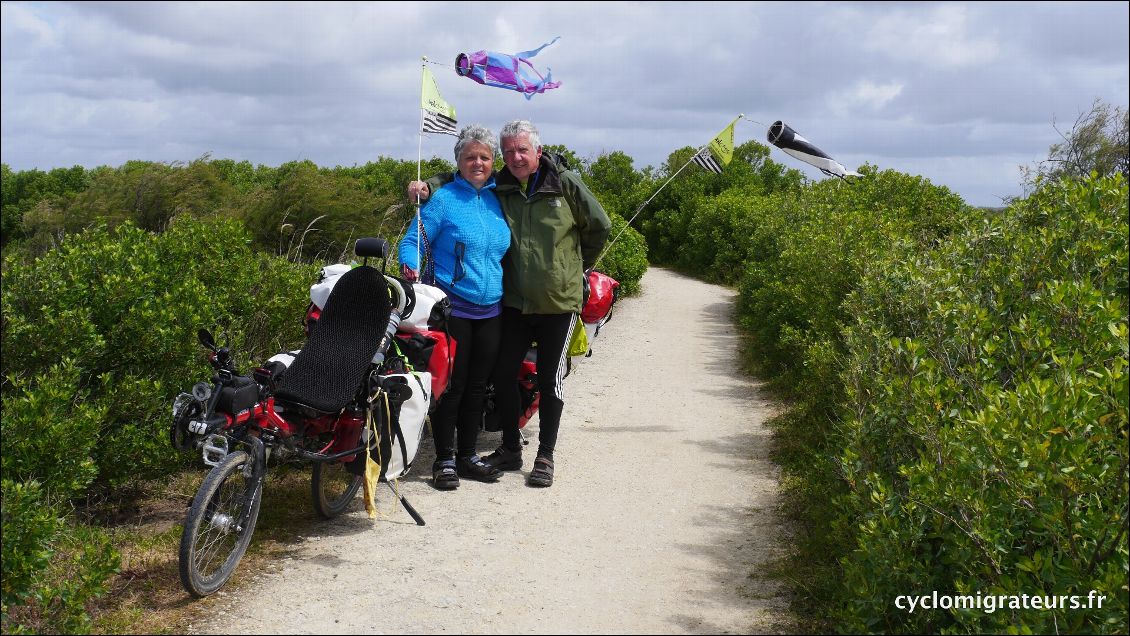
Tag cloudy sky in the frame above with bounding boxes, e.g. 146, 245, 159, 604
2, 1, 1127, 206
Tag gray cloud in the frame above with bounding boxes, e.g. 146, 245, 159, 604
2, 1, 1127, 206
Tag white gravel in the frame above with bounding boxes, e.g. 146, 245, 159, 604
189, 267, 791, 634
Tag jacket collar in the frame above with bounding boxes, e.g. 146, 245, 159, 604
496, 155, 562, 197
451, 171, 497, 193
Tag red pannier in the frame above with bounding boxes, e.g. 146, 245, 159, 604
393, 329, 456, 402
581, 270, 620, 327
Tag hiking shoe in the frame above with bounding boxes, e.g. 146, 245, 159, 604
482, 445, 523, 471
527, 456, 554, 487
432, 461, 459, 490
457, 455, 502, 482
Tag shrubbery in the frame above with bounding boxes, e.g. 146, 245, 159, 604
1, 217, 316, 631
1, 479, 118, 634
637, 141, 804, 269
3, 217, 316, 488
626, 141, 1126, 631
737, 167, 968, 405
240, 160, 397, 262
838, 174, 1128, 632
1, 164, 91, 249
594, 214, 648, 297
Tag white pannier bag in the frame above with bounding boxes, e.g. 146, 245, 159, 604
399, 284, 448, 332
309, 264, 352, 309
381, 372, 432, 479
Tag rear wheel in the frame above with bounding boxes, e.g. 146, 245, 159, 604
179, 450, 262, 597
311, 460, 362, 519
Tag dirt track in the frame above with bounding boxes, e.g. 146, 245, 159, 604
189, 267, 791, 634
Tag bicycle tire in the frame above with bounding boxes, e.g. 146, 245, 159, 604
171, 395, 201, 452
311, 460, 363, 519
178, 450, 262, 597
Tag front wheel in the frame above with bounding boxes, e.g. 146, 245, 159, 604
171, 394, 202, 451
179, 450, 262, 597
311, 460, 363, 519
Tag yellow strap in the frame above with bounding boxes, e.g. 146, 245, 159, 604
363, 398, 381, 519
377, 394, 391, 516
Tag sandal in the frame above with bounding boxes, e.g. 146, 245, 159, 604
527, 456, 554, 487
432, 461, 459, 490
482, 445, 523, 471
457, 455, 501, 482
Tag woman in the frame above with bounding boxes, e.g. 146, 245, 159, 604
399, 125, 511, 490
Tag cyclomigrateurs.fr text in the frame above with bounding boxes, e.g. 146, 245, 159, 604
895, 590, 1107, 614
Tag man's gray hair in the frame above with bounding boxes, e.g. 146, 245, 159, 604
454, 124, 497, 161
499, 120, 541, 150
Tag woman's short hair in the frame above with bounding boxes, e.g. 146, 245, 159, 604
499, 120, 541, 150
454, 125, 497, 161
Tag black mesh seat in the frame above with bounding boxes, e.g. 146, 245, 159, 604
274, 266, 391, 413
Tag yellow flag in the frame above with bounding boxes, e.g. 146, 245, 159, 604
707, 116, 739, 167
421, 67, 457, 135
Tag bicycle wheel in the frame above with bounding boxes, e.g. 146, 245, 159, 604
311, 460, 363, 519
170, 394, 201, 452
179, 450, 262, 597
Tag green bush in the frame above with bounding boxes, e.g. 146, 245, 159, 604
1, 364, 106, 502
15, 159, 244, 257
2, 480, 61, 618
2, 216, 319, 632
679, 186, 782, 284
634, 162, 1127, 632
5, 156, 439, 261
595, 214, 648, 297
736, 168, 969, 405
838, 173, 1128, 633
240, 160, 392, 261
2, 217, 316, 489
1, 479, 119, 635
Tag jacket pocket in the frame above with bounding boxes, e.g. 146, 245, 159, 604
451, 241, 466, 285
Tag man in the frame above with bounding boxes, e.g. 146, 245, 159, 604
408, 120, 611, 487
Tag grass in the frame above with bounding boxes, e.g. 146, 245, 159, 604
761, 403, 854, 635
734, 333, 848, 635
80, 463, 343, 634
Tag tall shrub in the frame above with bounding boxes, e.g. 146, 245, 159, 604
736, 167, 968, 404
2, 217, 315, 489
838, 173, 1129, 632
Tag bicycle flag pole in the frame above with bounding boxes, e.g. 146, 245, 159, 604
416, 60, 459, 271
596, 114, 742, 268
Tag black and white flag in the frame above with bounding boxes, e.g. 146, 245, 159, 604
692, 147, 724, 174
422, 110, 457, 136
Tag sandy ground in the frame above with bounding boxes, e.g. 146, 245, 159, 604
189, 267, 791, 634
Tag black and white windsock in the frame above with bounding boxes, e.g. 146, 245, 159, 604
692, 147, 724, 174
767, 121, 861, 179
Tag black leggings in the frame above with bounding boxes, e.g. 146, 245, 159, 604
493, 308, 575, 457
432, 314, 501, 460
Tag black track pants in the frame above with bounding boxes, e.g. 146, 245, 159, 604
494, 308, 575, 456
432, 314, 501, 460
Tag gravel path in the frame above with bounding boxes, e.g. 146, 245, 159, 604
190, 267, 791, 634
